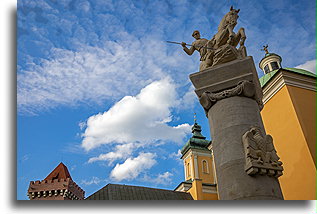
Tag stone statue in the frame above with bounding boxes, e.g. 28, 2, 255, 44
181, 6, 247, 71
181, 30, 211, 71
242, 127, 283, 177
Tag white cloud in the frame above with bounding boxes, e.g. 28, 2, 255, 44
168, 149, 183, 165
178, 85, 197, 110
81, 78, 191, 151
78, 121, 86, 130
295, 59, 316, 74
18, 0, 316, 115
21, 154, 30, 162
168, 149, 182, 160
142, 172, 173, 185
17, 38, 195, 115
110, 152, 157, 181
153, 172, 173, 184
87, 143, 138, 165
81, 176, 105, 186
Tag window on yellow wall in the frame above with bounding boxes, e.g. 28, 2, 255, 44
187, 162, 191, 178
202, 160, 209, 174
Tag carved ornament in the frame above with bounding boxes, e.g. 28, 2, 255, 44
242, 127, 283, 177
199, 80, 256, 115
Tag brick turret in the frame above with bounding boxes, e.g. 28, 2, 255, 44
27, 162, 85, 200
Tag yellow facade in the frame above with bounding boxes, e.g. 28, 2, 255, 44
181, 150, 218, 200
186, 179, 218, 200
287, 85, 316, 162
178, 65, 315, 200
183, 153, 215, 183
260, 84, 316, 200
197, 155, 215, 184
187, 179, 203, 200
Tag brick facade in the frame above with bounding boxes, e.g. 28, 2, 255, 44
27, 163, 85, 200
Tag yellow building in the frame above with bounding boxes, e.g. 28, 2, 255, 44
174, 120, 218, 200
259, 51, 316, 200
176, 52, 316, 200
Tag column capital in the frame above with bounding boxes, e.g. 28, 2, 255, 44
190, 57, 263, 115
199, 80, 262, 116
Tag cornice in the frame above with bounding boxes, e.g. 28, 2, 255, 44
262, 70, 316, 104
181, 148, 212, 161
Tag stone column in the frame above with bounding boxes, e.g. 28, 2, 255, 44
189, 56, 284, 200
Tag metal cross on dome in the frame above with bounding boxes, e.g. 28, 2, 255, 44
261, 44, 269, 54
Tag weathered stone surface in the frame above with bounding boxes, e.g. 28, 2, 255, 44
189, 57, 283, 200
212, 44, 239, 67
208, 96, 283, 200
199, 80, 256, 116
190, 56, 263, 110
242, 127, 283, 177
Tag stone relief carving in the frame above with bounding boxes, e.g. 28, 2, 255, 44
181, 6, 247, 71
199, 80, 255, 116
242, 127, 283, 177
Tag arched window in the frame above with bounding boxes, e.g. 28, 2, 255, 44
264, 64, 270, 73
202, 160, 209, 174
187, 162, 191, 177
270, 62, 279, 71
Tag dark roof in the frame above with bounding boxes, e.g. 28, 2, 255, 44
85, 184, 193, 200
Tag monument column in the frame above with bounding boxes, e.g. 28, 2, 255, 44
190, 57, 284, 200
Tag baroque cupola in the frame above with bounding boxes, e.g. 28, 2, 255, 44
259, 45, 282, 74
180, 118, 210, 156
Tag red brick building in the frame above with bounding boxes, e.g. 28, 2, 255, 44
27, 162, 85, 200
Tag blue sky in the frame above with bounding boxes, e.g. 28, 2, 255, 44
17, 0, 315, 200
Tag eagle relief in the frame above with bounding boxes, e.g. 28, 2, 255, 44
242, 127, 283, 177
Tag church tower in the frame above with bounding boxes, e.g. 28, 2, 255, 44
175, 118, 218, 200
258, 48, 316, 200
27, 162, 85, 200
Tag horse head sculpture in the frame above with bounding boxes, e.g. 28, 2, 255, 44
218, 6, 240, 32
203, 7, 247, 68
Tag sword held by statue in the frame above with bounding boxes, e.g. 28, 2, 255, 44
166, 41, 214, 50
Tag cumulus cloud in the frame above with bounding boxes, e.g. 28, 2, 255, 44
142, 172, 173, 185
81, 78, 191, 151
168, 149, 182, 160
295, 59, 316, 74
178, 85, 197, 110
88, 143, 138, 165
82, 78, 192, 181
78, 121, 86, 130
110, 152, 157, 181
